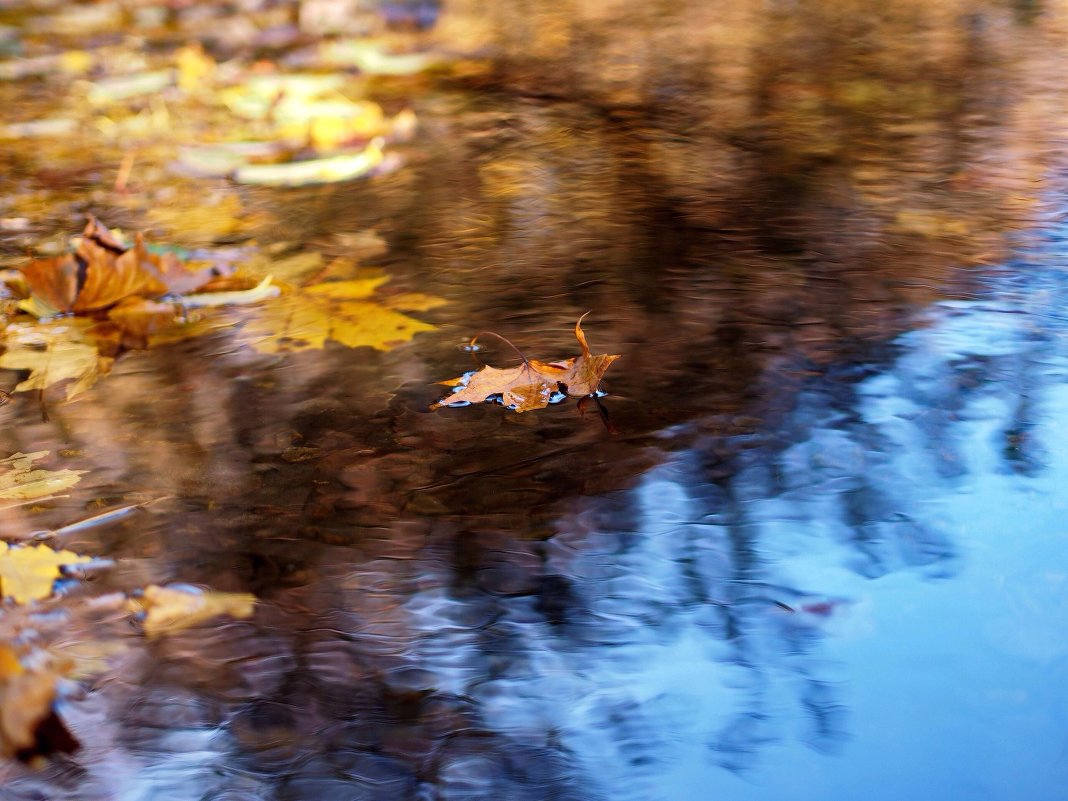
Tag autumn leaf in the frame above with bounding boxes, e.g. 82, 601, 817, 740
233, 139, 386, 186
18, 217, 225, 313
0, 320, 115, 399
0, 542, 93, 604
0, 451, 85, 504
433, 315, 620, 413
236, 277, 439, 353
0, 319, 115, 399
133, 584, 256, 638
0, 646, 77, 760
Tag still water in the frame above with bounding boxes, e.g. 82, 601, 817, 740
2, 1, 1068, 800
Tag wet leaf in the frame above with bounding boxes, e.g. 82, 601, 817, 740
237, 277, 438, 352
317, 39, 439, 75
233, 139, 385, 186
18, 217, 225, 312
180, 276, 279, 308
0, 320, 114, 399
0, 543, 93, 604
0, 646, 77, 760
105, 297, 183, 346
433, 315, 620, 413
0, 451, 85, 503
134, 584, 256, 638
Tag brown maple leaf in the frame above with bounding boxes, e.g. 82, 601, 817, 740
19, 217, 223, 314
432, 315, 620, 413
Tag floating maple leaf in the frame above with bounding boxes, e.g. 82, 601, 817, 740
433, 315, 620, 413
236, 276, 440, 353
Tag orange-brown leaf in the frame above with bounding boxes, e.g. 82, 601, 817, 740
20, 218, 223, 315
19, 254, 80, 313
106, 297, 181, 346
433, 317, 619, 414
73, 232, 169, 312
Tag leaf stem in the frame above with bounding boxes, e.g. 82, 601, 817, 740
469, 330, 530, 366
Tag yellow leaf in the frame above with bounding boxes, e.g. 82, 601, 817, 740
0, 659, 58, 758
180, 276, 279, 308
58, 50, 93, 75
175, 44, 215, 93
0, 451, 85, 502
0, 542, 92, 604
0, 321, 113, 399
147, 194, 249, 240
135, 584, 256, 638
237, 278, 438, 353
243, 251, 324, 284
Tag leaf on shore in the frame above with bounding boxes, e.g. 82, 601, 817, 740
433, 315, 620, 413
234, 139, 385, 186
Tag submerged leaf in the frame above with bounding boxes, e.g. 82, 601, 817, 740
0, 451, 85, 503
433, 316, 620, 413
0, 320, 114, 399
135, 584, 256, 637
0, 542, 92, 604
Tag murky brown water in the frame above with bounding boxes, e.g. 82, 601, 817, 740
2, 2, 1068, 800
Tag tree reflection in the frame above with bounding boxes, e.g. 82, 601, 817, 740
3, 0, 1068, 799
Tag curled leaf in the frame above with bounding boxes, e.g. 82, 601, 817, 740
433, 315, 620, 413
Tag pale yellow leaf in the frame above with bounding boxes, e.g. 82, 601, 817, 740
136, 584, 256, 638
233, 140, 383, 187
0, 451, 85, 502
0, 321, 112, 399
180, 276, 279, 308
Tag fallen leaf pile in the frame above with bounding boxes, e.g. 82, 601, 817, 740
434, 315, 620, 413
0, 217, 250, 398
0, 217, 444, 399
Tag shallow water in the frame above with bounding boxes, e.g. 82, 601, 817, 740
2, 1, 1068, 800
